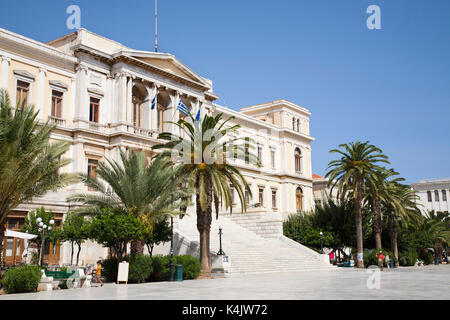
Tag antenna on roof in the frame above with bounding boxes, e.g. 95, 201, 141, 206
155, 0, 158, 52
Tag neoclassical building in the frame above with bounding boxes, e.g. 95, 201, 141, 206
411, 178, 450, 215
0, 28, 315, 265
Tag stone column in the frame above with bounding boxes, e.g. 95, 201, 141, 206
75, 65, 88, 121
117, 72, 127, 123
168, 91, 180, 134
126, 75, 133, 124
69, 77, 76, 125
1, 55, 11, 90
36, 67, 47, 120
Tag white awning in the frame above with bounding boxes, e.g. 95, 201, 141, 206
5, 229, 38, 240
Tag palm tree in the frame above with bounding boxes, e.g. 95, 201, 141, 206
412, 210, 450, 263
368, 169, 404, 250
0, 89, 74, 263
67, 149, 190, 255
385, 182, 419, 265
153, 112, 256, 278
325, 141, 389, 268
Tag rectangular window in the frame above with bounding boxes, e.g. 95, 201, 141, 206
435, 190, 439, 202
230, 185, 235, 204
427, 191, 432, 202
16, 80, 30, 105
89, 97, 100, 123
443, 190, 447, 202
271, 149, 276, 169
272, 190, 277, 209
87, 159, 98, 191
258, 188, 264, 207
245, 190, 250, 205
51, 90, 63, 118
257, 144, 263, 166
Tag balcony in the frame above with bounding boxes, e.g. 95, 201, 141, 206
126, 124, 158, 138
48, 116, 66, 127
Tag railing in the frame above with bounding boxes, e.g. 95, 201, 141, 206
48, 116, 66, 127
88, 121, 103, 131
126, 124, 157, 138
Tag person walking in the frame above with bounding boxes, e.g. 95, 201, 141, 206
377, 251, 384, 271
94, 260, 104, 287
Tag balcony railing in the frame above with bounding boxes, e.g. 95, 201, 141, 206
126, 124, 158, 138
48, 116, 66, 127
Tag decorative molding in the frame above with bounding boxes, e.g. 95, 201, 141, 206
49, 80, 69, 90
13, 69, 35, 81
87, 87, 104, 97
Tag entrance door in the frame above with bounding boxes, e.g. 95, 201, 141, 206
2, 216, 25, 265
43, 240, 61, 266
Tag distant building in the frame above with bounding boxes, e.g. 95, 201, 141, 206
411, 178, 450, 214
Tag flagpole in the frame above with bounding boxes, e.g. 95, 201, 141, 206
155, 0, 158, 52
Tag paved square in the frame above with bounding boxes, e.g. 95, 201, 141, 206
0, 265, 448, 300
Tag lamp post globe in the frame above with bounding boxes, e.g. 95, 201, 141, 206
38, 221, 44, 227
49, 219, 55, 225
36, 217, 42, 224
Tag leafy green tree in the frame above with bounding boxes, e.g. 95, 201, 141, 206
0, 89, 75, 263
21, 207, 60, 266
87, 212, 147, 261
153, 112, 256, 278
325, 141, 389, 268
143, 218, 172, 257
68, 149, 189, 255
61, 215, 90, 265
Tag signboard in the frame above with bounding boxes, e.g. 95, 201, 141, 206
117, 261, 129, 284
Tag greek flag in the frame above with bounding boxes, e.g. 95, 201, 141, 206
177, 100, 191, 117
195, 108, 200, 122
151, 94, 157, 110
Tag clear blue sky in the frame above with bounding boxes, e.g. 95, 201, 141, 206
2, 0, 449, 183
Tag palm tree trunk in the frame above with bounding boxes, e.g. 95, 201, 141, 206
70, 242, 74, 265
388, 215, 399, 266
434, 239, 443, 263
196, 179, 213, 279
0, 222, 5, 265
373, 198, 383, 250
76, 243, 81, 265
130, 240, 144, 255
355, 184, 364, 268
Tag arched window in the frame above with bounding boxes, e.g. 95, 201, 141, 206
427, 191, 432, 202
294, 148, 302, 173
296, 187, 303, 211
434, 190, 439, 202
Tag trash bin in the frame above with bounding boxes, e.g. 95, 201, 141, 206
389, 260, 394, 269
174, 265, 183, 281
434, 258, 439, 265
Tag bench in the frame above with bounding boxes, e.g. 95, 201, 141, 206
45, 269, 88, 288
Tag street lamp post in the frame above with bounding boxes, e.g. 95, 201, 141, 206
37, 217, 54, 266
169, 216, 174, 281
320, 231, 323, 254
217, 226, 225, 256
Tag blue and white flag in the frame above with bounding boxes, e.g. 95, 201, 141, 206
151, 94, 157, 110
177, 100, 191, 117
195, 108, 200, 122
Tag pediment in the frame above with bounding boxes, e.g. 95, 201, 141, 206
125, 52, 211, 88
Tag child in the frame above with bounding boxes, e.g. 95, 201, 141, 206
377, 251, 384, 271
94, 260, 104, 287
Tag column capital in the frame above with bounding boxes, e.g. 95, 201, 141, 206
39, 67, 47, 74
76, 64, 88, 73
1, 55, 11, 64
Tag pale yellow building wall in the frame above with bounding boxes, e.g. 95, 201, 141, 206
8, 59, 39, 105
